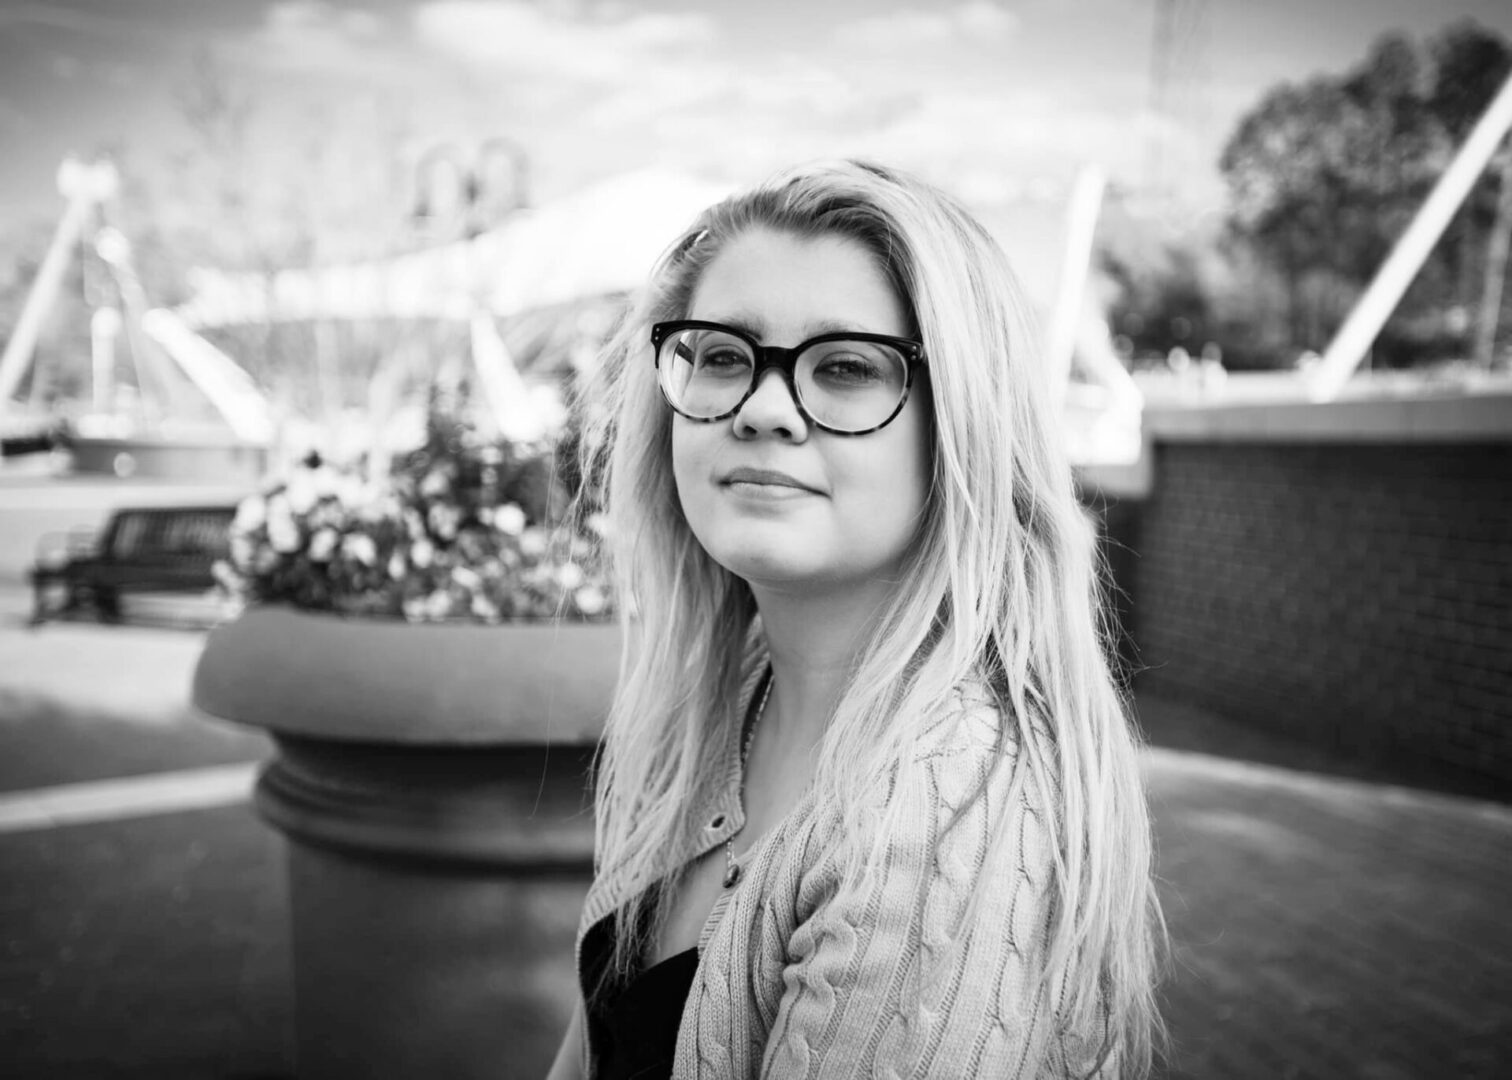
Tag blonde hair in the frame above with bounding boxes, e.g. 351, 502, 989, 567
580, 160, 1163, 1074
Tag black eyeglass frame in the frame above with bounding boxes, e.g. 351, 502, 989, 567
650, 320, 928, 437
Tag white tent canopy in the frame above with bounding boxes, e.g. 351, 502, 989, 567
174, 169, 733, 329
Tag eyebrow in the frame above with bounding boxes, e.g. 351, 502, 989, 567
701, 313, 878, 340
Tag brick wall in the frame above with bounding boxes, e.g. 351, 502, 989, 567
1100, 441, 1512, 791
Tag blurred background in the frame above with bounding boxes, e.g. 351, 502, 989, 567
1, 2, 1510, 1078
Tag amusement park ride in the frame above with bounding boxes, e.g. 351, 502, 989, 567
0, 158, 275, 480
0, 157, 733, 481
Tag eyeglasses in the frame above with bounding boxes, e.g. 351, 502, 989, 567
650, 320, 926, 436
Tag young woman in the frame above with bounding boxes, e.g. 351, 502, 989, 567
549, 160, 1163, 1079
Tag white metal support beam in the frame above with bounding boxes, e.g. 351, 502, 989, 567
1310, 71, 1512, 401
0, 160, 117, 415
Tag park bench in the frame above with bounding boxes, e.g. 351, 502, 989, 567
29, 504, 238, 625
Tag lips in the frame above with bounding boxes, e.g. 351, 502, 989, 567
719, 467, 818, 493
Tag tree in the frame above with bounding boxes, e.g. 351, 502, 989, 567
1218, 22, 1511, 367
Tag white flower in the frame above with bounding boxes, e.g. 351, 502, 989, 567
420, 470, 450, 498
311, 466, 341, 500
361, 492, 402, 523
388, 552, 407, 580
493, 503, 526, 536
518, 527, 547, 557
573, 585, 606, 616
556, 562, 584, 590
402, 596, 428, 622
470, 595, 499, 621
425, 590, 453, 620
232, 495, 266, 533
336, 474, 369, 508
266, 496, 302, 554
585, 512, 609, 538
450, 566, 482, 591
229, 535, 255, 569
342, 533, 377, 565
428, 503, 460, 540
284, 473, 318, 515
411, 539, 434, 568
308, 528, 339, 562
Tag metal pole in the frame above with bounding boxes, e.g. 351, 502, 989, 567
1046, 167, 1106, 407
0, 160, 117, 416
1309, 70, 1512, 401
1472, 152, 1512, 369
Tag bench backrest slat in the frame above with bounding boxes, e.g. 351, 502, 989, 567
105, 507, 237, 562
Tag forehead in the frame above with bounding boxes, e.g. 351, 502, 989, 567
688, 228, 908, 341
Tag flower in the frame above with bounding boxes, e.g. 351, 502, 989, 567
229, 535, 256, 570
519, 527, 547, 558
574, 585, 606, 616
343, 533, 378, 566
308, 528, 339, 562
266, 496, 302, 554
420, 469, 450, 499
428, 503, 461, 540
411, 538, 435, 569
284, 473, 319, 515
425, 590, 454, 620
493, 503, 526, 536
233, 496, 266, 533
450, 566, 483, 591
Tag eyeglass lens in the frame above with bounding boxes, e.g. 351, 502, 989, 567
658, 327, 908, 432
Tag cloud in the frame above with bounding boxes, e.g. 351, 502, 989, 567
0, 97, 31, 136
233, 1, 411, 79
834, 88, 1146, 203
412, 1, 716, 83
50, 53, 81, 80
838, 2, 1020, 50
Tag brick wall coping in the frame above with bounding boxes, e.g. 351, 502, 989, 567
1138, 375, 1512, 445
1075, 375, 1512, 499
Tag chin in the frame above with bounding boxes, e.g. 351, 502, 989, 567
707, 541, 818, 588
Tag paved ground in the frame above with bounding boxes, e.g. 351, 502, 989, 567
1, 600, 1508, 1078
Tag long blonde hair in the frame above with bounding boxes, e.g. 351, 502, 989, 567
580, 160, 1163, 1073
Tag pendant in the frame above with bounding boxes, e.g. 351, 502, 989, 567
723, 863, 741, 888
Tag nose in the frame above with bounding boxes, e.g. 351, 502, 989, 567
733, 367, 808, 441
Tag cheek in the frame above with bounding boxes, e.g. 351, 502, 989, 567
670, 422, 711, 516
838, 409, 932, 538
888, 399, 934, 517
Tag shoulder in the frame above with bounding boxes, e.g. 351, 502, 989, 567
806, 680, 1058, 879
912, 679, 1009, 764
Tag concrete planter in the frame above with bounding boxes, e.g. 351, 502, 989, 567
192, 606, 619, 1079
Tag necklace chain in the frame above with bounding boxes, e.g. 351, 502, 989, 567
723, 673, 772, 889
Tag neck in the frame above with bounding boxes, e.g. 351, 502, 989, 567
750, 576, 896, 749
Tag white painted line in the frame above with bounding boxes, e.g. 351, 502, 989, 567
0, 763, 258, 834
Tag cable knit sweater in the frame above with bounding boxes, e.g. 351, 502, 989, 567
573, 665, 1110, 1079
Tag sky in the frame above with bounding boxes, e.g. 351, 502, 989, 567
1, 0, 1510, 254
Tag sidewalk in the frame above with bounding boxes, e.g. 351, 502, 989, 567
1, 613, 1509, 1077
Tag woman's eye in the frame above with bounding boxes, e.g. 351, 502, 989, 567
696, 347, 751, 374
814, 354, 882, 384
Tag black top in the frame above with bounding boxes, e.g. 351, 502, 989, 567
581, 910, 699, 1080
580, 670, 768, 1077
